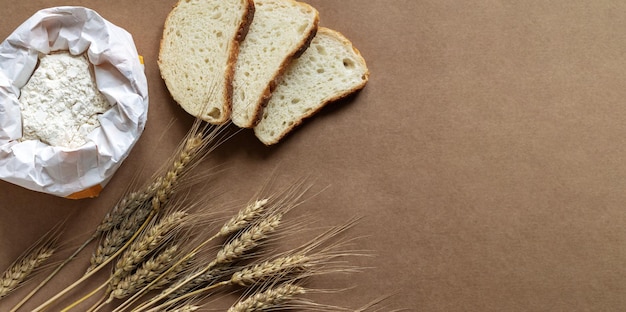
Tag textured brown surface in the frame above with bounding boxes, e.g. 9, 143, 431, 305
3, 1, 626, 311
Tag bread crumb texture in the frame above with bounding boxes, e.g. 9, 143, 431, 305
19, 52, 111, 149
231, 0, 318, 128
159, 0, 250, 124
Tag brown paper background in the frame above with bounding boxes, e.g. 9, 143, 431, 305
3, 0, 626, 311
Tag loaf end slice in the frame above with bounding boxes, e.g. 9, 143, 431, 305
158, 0, 254, 124
231, 0, 319, 128
253, 27, 369, 145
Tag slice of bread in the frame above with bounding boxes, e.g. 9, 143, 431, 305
230, 0, 319, 128
254, 27, 369, 145
158, 0, 254, 124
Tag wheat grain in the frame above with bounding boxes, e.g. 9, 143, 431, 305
0, 247, 55, 299
227, 283, 306, 312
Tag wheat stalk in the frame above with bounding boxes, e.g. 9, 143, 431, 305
161, 213, 284, 298
89, 122, 210, 272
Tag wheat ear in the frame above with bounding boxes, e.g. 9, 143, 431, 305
231, 216, 365, 287
172, 213, 284, 294
33, 124, 222, 312
9, 182, 158, 311
110, 244, 180, 300
111, 211, 188, 288
0, 246, 55, 299
151, 212, 286, 310
215, 213, 283, 265
231, 255, 310, 287
0, 221, 63, 302
96, 185, 159, 235
88, 201, 155, 272
227, 283, 306, 312
219, 199, 269, 236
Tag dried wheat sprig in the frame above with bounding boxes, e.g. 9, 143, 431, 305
128, 181, 311, 312
148, 252, 192, 291
166, 265, 232, 301
10, 181, 155, 312
214, 213, 283, 266
97, 119, 213, 237
0, 246, 55, 299
1, 221, 63, 304
219, 199, 269, 237
110, 244, 180, 300
112, 233, 219, 312
111, 211, 189, 287
73, 121, 213, 278
33, 123, 229, 312
68, 186, 197, 311
231, 216, 366, 288
96, 184, 159, 235
110, 239, 197, 312
88, 201, 155, 272
153, 212, 291, 308
150, 133, 203, 212
33, 212, 156, 312
89, 121, 213, 272
227, 283, 307, 312
111, 196, 228, 312
217, 180, 313, 264
230, 254, 310, 287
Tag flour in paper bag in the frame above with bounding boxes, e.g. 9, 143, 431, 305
19, 52, 111, 149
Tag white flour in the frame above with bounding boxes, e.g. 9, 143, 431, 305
19, 52, 111, 148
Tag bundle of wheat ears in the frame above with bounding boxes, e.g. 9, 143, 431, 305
0, 120, 389, 312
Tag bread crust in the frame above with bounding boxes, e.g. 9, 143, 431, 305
222, 0, 255, 124
248, 4, 319, 128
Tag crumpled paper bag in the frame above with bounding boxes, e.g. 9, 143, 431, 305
0, 6, 149, 198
